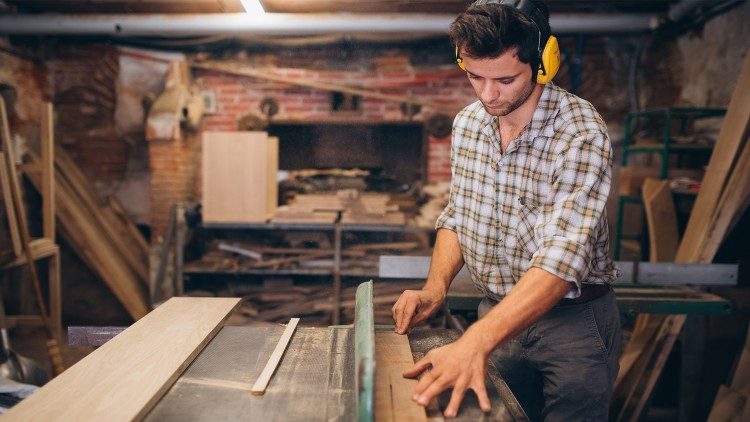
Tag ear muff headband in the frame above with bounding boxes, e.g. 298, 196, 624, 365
455, 0, 560, 84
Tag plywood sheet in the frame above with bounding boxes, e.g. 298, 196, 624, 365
202, 131, 278, 223
4, 297, 239, 421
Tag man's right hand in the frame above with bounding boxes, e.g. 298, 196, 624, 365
392, 288, 446, 334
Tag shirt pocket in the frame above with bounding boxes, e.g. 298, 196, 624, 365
510, 197, 541, 259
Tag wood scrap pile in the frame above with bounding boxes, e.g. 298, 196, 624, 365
412, 182, 450, 228
25, 146, 149, 320
272, 189, 406, 225
187, 239, 421, 274
228, 280, 424, 325
611, 53, 750, 421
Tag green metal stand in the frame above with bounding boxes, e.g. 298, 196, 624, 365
614, 107, 726, 259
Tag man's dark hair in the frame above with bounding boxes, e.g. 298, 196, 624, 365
449, 0, 551, 73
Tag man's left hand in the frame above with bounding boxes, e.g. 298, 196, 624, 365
403, 333, 492, 418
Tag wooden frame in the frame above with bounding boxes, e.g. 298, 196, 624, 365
0, 100, 62, 339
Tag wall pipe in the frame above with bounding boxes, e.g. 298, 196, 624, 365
0, 13, 657, 36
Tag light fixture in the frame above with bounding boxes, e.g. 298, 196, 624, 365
240, 0, 265, 14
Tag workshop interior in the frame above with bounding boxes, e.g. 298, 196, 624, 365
0, 0, 749, 420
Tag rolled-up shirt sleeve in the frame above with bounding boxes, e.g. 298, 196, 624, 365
435, 183, 458, 231
529, 132, 612, 291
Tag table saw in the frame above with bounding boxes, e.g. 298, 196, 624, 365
5, 282, 528, 421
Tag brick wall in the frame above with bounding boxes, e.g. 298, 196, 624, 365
194, 66, 476, 171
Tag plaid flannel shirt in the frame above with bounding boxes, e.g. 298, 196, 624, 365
436, 83, 619, 301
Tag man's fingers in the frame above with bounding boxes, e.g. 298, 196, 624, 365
471, 381, 492, 413
397, 297, 418, 334
403, 356, 432, 379
414, 374, 451, 407
444, 383, 467, 418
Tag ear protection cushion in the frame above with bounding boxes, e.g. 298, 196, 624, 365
536, 35, 560, 84
456, 46, 467, 71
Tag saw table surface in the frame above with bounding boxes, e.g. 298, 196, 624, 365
146, 325, 516, 421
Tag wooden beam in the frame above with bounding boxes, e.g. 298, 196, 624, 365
697, 139, 750, 263
41, 102, 55, 241
676, 53, 750, 263
642, 178, 679, 262
4, 297, 239, 421
0, 151, 21, 257
375, 331, 427, 422
251, 317, 300, 395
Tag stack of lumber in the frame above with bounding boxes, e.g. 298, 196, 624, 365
272, 190, 406, 225
413, 182, 450, 228
188, 240, 420, 273
25, 146, 149, 320
230, 280, 423, 325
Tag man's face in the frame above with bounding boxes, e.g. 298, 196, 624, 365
460, 48, 536, 117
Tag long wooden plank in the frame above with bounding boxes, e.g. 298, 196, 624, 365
5, 297, 239, 421
25, 155, 149, 319
375, 331, 427, 422
54, 147, 149, 282
676, 53, 750, 263
251, 317, 300, 395
41, 102, 55, 240
698, 139, 750, 263
0, 151, 21, 257
616, 315, 687, 422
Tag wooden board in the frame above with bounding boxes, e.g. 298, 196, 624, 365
0, 151, 21, 260
707, 385, 747, 422
676, 53, 750, 263
4, 297, 239, 421
619, 166, 704, 196
614, 315, 686, 422
202, 131, 278, 223
375, 331, 427, 422
251, 317, 299, 395
697, 139, 750, 263
642, 178, 679, 262
41, 102, 55, 240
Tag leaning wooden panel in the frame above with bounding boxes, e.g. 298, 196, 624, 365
5, 297, 239, 421
642, 178, 679, 262
375, 331, 427, 422
202, 131, 278, 223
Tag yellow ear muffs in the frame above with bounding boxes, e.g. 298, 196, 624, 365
455, 46, 467, 71
536, 35, 560, 84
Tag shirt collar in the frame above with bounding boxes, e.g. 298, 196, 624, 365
479, 82, 562, 146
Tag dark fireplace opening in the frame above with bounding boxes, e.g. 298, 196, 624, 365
268, 122, 425, 186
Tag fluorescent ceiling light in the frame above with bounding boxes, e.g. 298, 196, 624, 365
240, 0, 265, 14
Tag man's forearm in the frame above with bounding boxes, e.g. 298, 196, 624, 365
424, 228, 465, 297
463, 267, 572, 354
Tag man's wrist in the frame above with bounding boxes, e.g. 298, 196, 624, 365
463, 320, 501, 355
422, 282, 448, 301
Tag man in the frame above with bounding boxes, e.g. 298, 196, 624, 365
391, 0, 621, 420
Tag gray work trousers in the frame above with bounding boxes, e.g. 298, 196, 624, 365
478, 289, 622, 421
